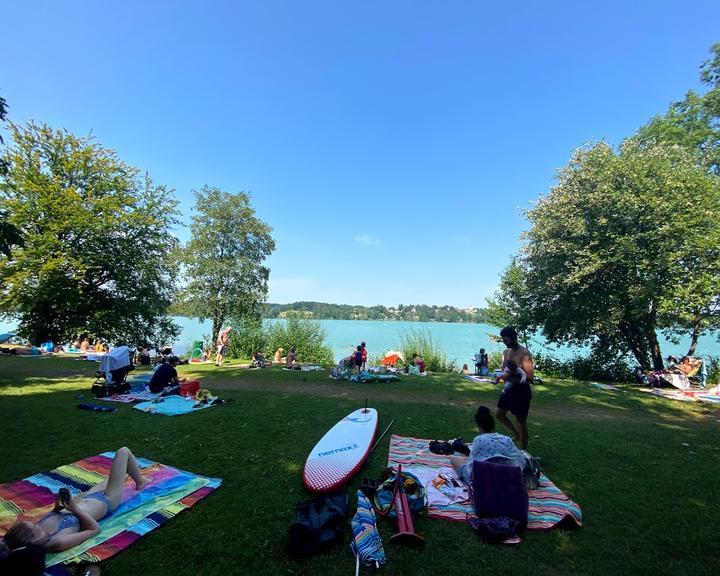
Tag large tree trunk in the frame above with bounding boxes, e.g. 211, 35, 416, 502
211, 315, 224, 346
645, 307, 664, 371
686, 316, 703, 356
619, 321, 650, 370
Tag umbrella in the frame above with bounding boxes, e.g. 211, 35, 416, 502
350, 490, 386, 574
380, 350, 405, 366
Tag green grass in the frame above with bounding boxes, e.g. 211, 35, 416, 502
2, 357, 720, 575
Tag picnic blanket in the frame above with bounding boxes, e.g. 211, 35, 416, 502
640, 386, 720, 404
0, 451, 221, 575
133, 395, 216, 416
462, 374, 495, 383
387, 435, 582, 530
100, 389, 161, 403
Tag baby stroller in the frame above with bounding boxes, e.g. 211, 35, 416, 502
91, 346, 135, 398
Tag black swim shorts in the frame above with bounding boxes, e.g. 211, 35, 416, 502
497, 383, 532, 420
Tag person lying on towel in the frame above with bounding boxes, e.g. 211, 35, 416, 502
449, 406, 526, 484
2, 447, 149, 552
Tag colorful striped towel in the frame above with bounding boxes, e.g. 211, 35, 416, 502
387, 434, 582, 530
350, 490, 386, 569
0, 452, 221, 574
133, 395, 215, 416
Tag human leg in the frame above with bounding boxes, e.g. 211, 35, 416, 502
449, 455, 468, 480
496, 406, 519, 441
515, 417, 529, 450
104, 447, 148, 509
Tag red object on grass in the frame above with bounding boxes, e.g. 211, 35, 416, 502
180, 380, 200, 397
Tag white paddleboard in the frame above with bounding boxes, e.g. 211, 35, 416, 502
303, 407, 378, 493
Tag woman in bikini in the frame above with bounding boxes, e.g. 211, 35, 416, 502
2, 447, 149, 552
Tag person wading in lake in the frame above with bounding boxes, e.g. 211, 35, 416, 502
496, 326, 534, 450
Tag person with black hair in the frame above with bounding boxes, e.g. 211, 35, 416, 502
2, 448, 148, 553
497, 326, 534, 449
449, 406, 526, 484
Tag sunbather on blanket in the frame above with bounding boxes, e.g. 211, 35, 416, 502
449, 406, 526, 485
2, 447, 149, 553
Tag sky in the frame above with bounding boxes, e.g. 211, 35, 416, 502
2, 0, 719, 308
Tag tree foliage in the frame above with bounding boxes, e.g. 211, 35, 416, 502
0, 121, 180, 345
636, 43, 720, 175
490, 141, 720, 370
175, 186, 275, 343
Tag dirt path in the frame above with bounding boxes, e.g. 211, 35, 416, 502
203, 376, 641, 422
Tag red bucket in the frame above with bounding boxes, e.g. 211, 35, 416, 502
180, 380, 200, 397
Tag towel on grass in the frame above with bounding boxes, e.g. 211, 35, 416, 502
462, 374, 495, 383
100, 389, 161, 403
387, 434, 582, 530
640, 386, 720, 404
133, 395, 215, 416
0, 451, 221, 575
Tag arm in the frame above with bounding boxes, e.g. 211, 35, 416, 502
521, 351, 535, 382
47, 500, 100, 552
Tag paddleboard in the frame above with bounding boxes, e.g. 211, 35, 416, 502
303, 407, 378, 493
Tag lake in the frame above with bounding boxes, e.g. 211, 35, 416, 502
2, 316, 718, 365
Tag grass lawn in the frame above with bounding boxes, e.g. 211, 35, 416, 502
1, 357, 719, 575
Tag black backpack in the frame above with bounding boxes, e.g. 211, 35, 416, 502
287, 491, 349, 559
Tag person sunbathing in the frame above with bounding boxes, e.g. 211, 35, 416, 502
674, 356, 701, 376
2, 447, 149, 553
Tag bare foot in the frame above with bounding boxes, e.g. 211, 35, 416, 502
135, 476, 150, 491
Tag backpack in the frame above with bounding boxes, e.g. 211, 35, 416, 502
373, 470, 427, 517
287, 491, 349, 559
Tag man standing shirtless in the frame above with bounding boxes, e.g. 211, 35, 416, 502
496, 326, 534, 449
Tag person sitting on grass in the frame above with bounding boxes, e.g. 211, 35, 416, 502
474, 348, 489, 375
252, 351, 268, 368
411, 353, 425, 373
2, 447, 149, 553
148, 356, 186, 393
449, 406, 526, 484
274, 347, 285, 363
286, 347, 297, 366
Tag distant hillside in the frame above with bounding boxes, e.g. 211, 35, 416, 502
264, 301, 490, 323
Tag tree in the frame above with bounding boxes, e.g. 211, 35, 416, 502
0, 121, 181, 345
175, 186, 275, 343
490, 141, 720, 370
0, 95, 23, 256
636, 43, 720, 175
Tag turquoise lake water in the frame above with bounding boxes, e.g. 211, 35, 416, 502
2, 316, 718, 365
160, 317, 720, 365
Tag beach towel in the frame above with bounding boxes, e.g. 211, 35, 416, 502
100, 389, 161, 404
350, 490, 386, 569
462, 374, 495, 384
133, 395, 216, 416
0, 452, 221, 575
640, 386, 720, 404
387, 435, 582, 530
589, 382, 620, 392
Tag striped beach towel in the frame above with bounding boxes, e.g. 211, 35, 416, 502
0, 452, 221, 575
387, 435, 582, 530
350, 490, 386, 569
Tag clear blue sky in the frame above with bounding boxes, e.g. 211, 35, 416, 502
3, 1, 719, 307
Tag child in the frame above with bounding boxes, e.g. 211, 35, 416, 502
360, 341, 367, 370
354, 345, 363, 374
461, 363, 469, 374
497, 359, 526, 392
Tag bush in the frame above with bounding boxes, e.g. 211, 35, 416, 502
398, 328, 456, 373
533, 349, 634, 382
265, 316, 335, 365
226, 317, 266, 360
705, 355, 720, 386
